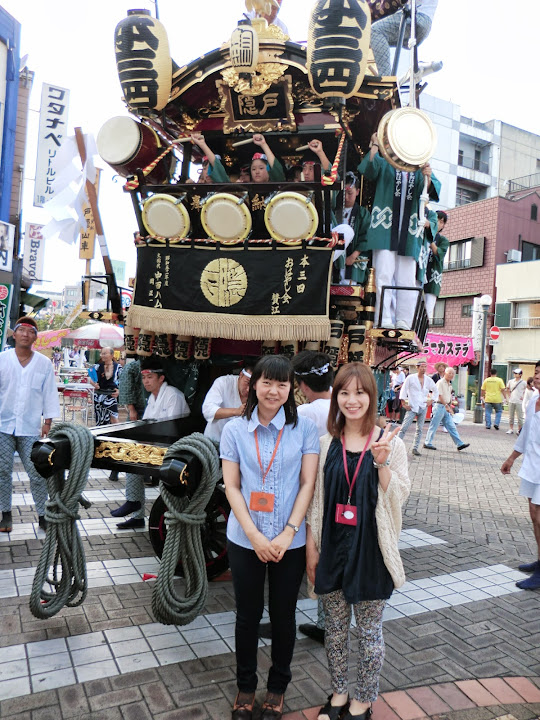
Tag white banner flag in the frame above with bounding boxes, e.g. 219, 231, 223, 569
23, 223, 46, 282
0, 221, 15, 273
34, 83, 70, 208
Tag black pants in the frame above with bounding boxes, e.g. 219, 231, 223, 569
227, 540, 306, 694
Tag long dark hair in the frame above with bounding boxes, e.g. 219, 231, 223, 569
327, 362, 378, 438
244, 355, 298, 426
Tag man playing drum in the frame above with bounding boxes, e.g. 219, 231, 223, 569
358, 132, 440, 330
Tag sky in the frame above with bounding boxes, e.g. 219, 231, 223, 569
2, 0, 539, 294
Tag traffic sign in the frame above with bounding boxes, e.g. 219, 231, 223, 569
490, 326, 500, 341
489, 339, 499, 346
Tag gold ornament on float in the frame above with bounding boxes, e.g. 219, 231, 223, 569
200, 259, 248, 307
115, 9, 172, 111
307, 0, 371, 99
230, 19, 259, 74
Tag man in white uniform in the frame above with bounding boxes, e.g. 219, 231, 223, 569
506, 368, 526, 434
0, 317, 60, 532
399, 360, 438, 456
501, 360, 540, 589
202, 361, 256, 443
111, 357, 190, 529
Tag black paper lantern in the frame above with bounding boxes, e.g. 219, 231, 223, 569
115, 9, 172, 111
307, 0, 371, 99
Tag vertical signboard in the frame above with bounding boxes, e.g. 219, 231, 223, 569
34, 83, 70, 208
23, 223, 46, 282
0, 284, 13, 351
471, 297, 484, 352
79, 169, 101, 259
0, 220, 15, 273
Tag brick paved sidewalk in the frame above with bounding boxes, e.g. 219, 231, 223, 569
0, 418, 539, 719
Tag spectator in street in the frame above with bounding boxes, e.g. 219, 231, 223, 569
118, 357, 147, 422
111, 356, 190, 529
523, 376, 537, 422
481, 368, 506, 430
389, 367, 405, 422
89, 347, 121, 426
431, 361, 447, 384
220, 355, 319, 720
506, 368, 526, 434
370, 0, 439, 77
306, 362, 409, 720
424, 366, 469, 451
202, 359, 257, 443
0, 317, 61, 532
399, 359, 438, 456
501, 360, 540, 590
52, 347, 62, 372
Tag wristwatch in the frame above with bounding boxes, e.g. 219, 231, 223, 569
286, 522, 299, 533
373, 458, 390, 469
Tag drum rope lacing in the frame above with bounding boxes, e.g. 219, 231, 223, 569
151, 433, 220, 626
135, 232, 344, 248
321, 131, 346, 186
29, 423, 94, 619
124, 137, 188, 191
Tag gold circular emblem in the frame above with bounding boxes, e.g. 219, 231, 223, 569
200, 258, 248, 307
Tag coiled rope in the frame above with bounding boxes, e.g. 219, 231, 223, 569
152, 433, 220, 626
29, 423, 94, 619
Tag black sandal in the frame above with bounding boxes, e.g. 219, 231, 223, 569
343, 705, 372, 720
318, 695, 350, 720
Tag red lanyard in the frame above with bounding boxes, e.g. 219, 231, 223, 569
341, 427, 375, 504
254, 427, 284, 487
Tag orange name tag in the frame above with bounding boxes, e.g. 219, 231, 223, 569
249, 491, 275, 512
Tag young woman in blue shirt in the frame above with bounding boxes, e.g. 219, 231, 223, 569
220, 355, 320, 720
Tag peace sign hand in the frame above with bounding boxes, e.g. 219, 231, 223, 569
371, 423, 400, 466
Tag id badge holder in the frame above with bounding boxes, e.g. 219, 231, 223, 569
250, 491, 275, 512
335, 502, 357, 526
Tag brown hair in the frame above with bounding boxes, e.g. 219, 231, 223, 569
327, 362, 378, 438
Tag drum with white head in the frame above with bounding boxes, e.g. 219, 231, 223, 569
97, 116, 171, 184
142, 194, 190, 241
201, 193, 252, 244
264, 191, 319, 244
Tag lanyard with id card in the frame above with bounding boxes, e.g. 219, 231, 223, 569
335, 427, 375, 526
250, 426, 284, 512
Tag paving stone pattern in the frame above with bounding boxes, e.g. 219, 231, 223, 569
0, 418, 539, 719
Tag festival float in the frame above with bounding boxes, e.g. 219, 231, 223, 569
31, 0, 437, 621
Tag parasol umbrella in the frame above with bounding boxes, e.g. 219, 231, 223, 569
67, 322, 124, 349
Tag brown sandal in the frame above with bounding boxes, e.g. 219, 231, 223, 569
260, 691, 284, 719
232, 691, 255, 720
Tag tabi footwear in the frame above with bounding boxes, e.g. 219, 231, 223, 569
518, 559, 540, 573
515, 570, 540, 590
116, 518, 145, 530
0, 511, 13, 533
111, 501, 142, 517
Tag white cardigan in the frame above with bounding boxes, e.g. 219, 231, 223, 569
306, 432, 411, 597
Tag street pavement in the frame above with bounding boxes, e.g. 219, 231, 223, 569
0, 413, 539, 720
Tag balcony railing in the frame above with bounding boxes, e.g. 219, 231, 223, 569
457, 155, 490, 174
511, 316, 540, 329
444, 258, 471, 271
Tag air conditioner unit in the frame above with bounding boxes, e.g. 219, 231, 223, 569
507, 249, 522, 263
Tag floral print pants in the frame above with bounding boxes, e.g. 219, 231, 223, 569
321, 590, 386, 703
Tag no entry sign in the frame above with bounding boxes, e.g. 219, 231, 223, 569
490, 326, 500, 341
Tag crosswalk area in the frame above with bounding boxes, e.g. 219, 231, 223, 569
0, 470, 527, 703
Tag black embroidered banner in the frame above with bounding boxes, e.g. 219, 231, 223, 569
128, 245, 333, 341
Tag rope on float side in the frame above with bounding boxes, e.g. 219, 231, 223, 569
29, 423, 94, 619
151, 433, 220, 626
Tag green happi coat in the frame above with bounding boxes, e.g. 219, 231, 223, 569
332, 204, 371, 284
357, 153, 441, 260
209, 157, 286, 183
416, 208, 438, 285
424, 214, 449, 297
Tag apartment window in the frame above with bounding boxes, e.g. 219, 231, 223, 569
512, 302, 540, 329
532, 204, 538, 222
522, 240, 540, 261
431, 299, 446, 327
461, 303, 473, 318
456, 186, 479, 206
444, 239, 472, 270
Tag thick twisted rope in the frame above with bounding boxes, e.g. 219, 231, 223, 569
29, 423, 94, 619
152, 433, 220, 626
321, 131, 346, 186
124, 137, 188, 191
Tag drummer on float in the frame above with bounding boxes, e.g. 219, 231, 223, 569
358, 132, 440, 330
190, 133, 285, 183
